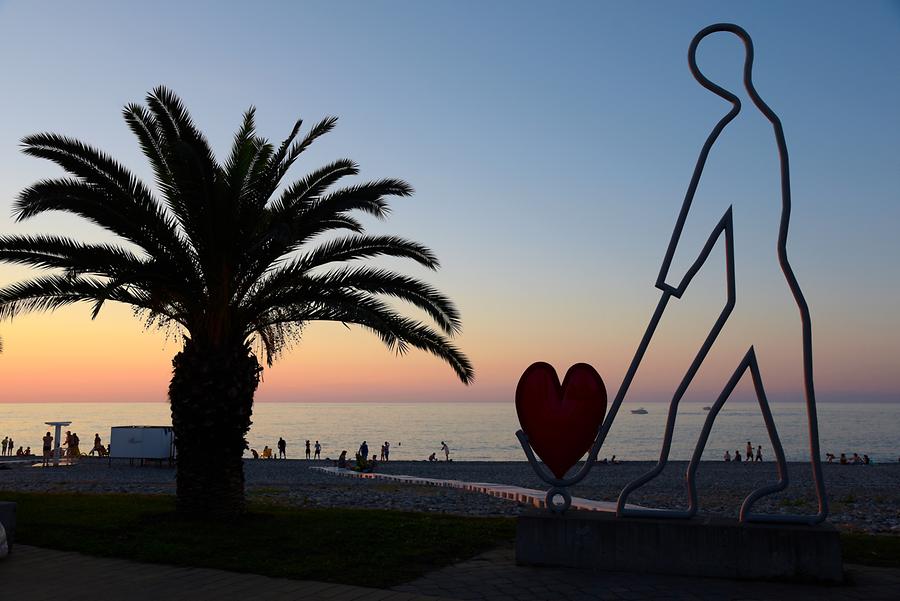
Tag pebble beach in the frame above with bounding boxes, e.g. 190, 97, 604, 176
2, 458, 899, 534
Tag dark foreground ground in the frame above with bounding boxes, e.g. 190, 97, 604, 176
2, 458, 899, 533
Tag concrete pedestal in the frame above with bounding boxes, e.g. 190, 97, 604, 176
0, 501, 16, 549
516, 510, 842, 582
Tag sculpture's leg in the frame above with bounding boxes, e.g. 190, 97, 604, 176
740, 350, 827, 524
616, 300, 733, 519
683, 347, 789, 519
616, 211, 736, 519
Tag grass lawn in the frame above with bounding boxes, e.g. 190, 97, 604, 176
5, 492, 515, 588
5, 492, 898, 586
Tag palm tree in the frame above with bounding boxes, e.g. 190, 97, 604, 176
0, 87, 473, 517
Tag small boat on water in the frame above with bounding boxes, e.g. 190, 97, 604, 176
630, 407, 648, 415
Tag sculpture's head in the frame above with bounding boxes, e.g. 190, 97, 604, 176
688, 23, 755, 105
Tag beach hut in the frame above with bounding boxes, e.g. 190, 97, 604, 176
109, 426, 176, 466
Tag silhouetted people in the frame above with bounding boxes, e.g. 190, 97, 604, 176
863, 454, 870, 465
825, 453, 835, 463
755, 445, 762, 462
734, 450, 742, 463
70, 432, 80, 457
337, 450, 348, 469
839, 453, 848, 465
314, 440, 321, 460
90, 433, 103, 456
383, 441, 390, 461
63, 430, 72, 458
441, 441, 450, 461
724, 450, 731, 462
2, 436, 7, 456
746, 441, 753, 463
262, 445, 272, 459
278, 437, 287, 459
15, 446, 24, 457
428, 452, 437, 462
305, 440, 311, 460
851, 452, 862, 465
6, 438, 12, 456
250, 449, 259, 459
359, 440, 368, 460
42, 431, 53, 467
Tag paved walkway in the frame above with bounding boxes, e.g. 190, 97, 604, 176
0, 545, 455, 601
393, 545, 900, 601
312, 467, 645, 512
3, 542, 899, 600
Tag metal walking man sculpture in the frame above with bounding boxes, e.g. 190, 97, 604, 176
516, 23, 828, 525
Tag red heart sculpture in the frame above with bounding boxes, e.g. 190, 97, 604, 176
516, 362, 607, 479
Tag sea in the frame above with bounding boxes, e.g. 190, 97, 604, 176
1, 402, 898, 463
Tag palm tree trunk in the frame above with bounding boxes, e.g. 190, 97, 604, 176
168, 340, 261, 518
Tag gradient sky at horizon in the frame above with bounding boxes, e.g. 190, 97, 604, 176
0, 1, 898, 404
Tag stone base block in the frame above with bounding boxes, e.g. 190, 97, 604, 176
0, 501, 16, 549
516, 509, 842, 582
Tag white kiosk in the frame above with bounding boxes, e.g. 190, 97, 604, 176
109, 426, 176, 466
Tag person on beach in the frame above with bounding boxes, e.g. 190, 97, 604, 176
6, 438, 12, 456
2, 437, 7, 456
337, 450, 348, 468
724, 450, 731, 462
63, 431, 72, 458
734, 450, 742, 463
305, 440, 311, 460
42, 431, 53, 467
262, 445, 272, 459
840, 453, 848, 465
70, 432, 80, 458
358, 441, 368, 461
852, 452, 862, 464
441, 441, 450, 461
314, 441, 321, 460
428, 452, 437, 462
90, 433, 103, 456
755, 445, 762, 462
826, 453, 835, 463
24, 446, 31, 456
383, 441, 390, 461
15, 446, 23, 457
863, 454, 870, 465
250, 448, 259, 459
278, 437, 287, 459
746, 441, 753, 463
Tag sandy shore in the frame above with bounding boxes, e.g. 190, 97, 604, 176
1, 458, 898, 534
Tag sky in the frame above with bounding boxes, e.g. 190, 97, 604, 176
0, 1, 898, 405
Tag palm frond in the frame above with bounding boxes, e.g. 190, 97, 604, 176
297, 235, 439, 271
0, 274, 179, 324
252, 289, 472, 382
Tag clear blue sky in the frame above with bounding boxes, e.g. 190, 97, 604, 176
0, 1, 898, 404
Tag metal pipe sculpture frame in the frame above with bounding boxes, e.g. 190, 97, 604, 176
518, 23, 827, 525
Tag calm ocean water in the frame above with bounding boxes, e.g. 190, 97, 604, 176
1, 402, 898, 463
